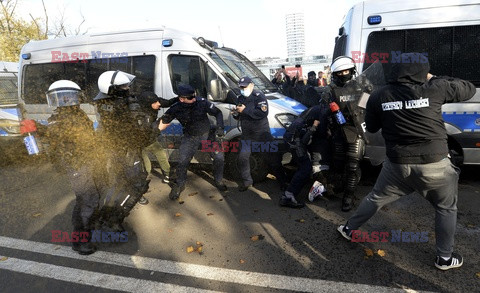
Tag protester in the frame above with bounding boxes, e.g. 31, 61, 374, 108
338, 52, 476, 271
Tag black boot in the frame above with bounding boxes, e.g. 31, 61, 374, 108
169, 184, 185, 200
341, 192, 355, 212
71, 229, 96, 255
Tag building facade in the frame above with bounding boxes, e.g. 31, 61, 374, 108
285, 13, 305, 60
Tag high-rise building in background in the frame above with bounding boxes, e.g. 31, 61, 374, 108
285, 13, 305, 61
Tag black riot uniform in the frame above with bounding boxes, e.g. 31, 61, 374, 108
46, 106, 100, 254
44, 80, 100, 255
234, 78, 287, 191
93, 71, 150, 231
322, 60, 372, 211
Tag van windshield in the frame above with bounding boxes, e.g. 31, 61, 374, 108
210, 48, 278, 92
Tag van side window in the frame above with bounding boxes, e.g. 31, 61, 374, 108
23, 55, 156, 104
364, 25, 480, 87
169, 55, 220, 100
0, 78, 18, 105
169, 55, 205, 97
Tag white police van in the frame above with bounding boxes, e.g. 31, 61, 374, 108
333, 0, 480, 165
0, 61, 26, 158
18, 27, 306, 181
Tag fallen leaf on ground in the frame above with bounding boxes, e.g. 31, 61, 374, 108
188, 192, 198, 197
239, 259, 246, 264
250, 234, 265, 241
197, 246, 203, 253
476, 272, 480, 278
377, 249, 386, 257
295, 219, 305, 223
467, 224, 475, 228
0, 257, 8, 261
364, 248, 374, 257
32, 213, 42, 218
175, 213, 182, 217
186, 246, 195, 253
168, 229, 173, 233
196, 241, 203, 246
206, 213, 214, 216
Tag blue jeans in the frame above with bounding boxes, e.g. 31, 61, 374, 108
176, 133, 224, 187
346, 158, 460, 257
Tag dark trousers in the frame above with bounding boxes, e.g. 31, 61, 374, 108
286, 150, 312, 196
238, 137, 286, 186
347, 158, 459, 257
64, 164, 100, 231
177, 133, 224, 187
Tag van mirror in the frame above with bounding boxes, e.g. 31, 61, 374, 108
209, 79, 225, 101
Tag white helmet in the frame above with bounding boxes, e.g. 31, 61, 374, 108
331, 56, 356, 73
95, 70, 135, 100
45, 80, 81, 107
331, 56, 357, 86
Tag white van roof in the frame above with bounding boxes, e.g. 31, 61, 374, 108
20, 27, 201, 55
356, 0, 480, 28
0, 61, 18, 74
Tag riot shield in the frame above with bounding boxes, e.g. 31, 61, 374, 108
344, 61, 386, 143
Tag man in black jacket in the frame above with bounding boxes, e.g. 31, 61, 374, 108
337, 53, 476, 271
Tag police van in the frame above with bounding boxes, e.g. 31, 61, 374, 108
18, 27, 306, 181
0, 61, 26, 158
333, 0, 480, 165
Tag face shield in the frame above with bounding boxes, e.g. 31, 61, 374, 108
45, 89, 81, 107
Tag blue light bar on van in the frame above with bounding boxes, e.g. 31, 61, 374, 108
22, 53, 31, 60
367, 15, 382, 25
162, 39, 173, 47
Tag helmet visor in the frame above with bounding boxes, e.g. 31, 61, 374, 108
46, 89, 80, 107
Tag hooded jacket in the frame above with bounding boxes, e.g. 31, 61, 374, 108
365, 53, 476, 164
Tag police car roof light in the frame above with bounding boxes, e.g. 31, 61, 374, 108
367, 15, 382, 25
22, 53, 31, 60
162, 39, 173, 47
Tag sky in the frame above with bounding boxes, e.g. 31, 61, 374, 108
18, 0, 362, 59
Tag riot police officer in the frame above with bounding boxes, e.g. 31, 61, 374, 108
158, 84, 226, 199
234, 76, 287, 192
322, 56, 372, 212
93, 70, 150, 231
44, 80, 99, 255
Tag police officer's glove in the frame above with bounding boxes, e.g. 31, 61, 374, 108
215, 127, 225, 138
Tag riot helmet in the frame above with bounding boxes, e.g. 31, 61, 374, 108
45, 80, 81, 107
94, 70, 135, 101
331, 56, 356, 87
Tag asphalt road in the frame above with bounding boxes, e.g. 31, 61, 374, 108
0, 155, 479, 292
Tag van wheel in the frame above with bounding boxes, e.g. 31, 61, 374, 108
225, 150, 268, 183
